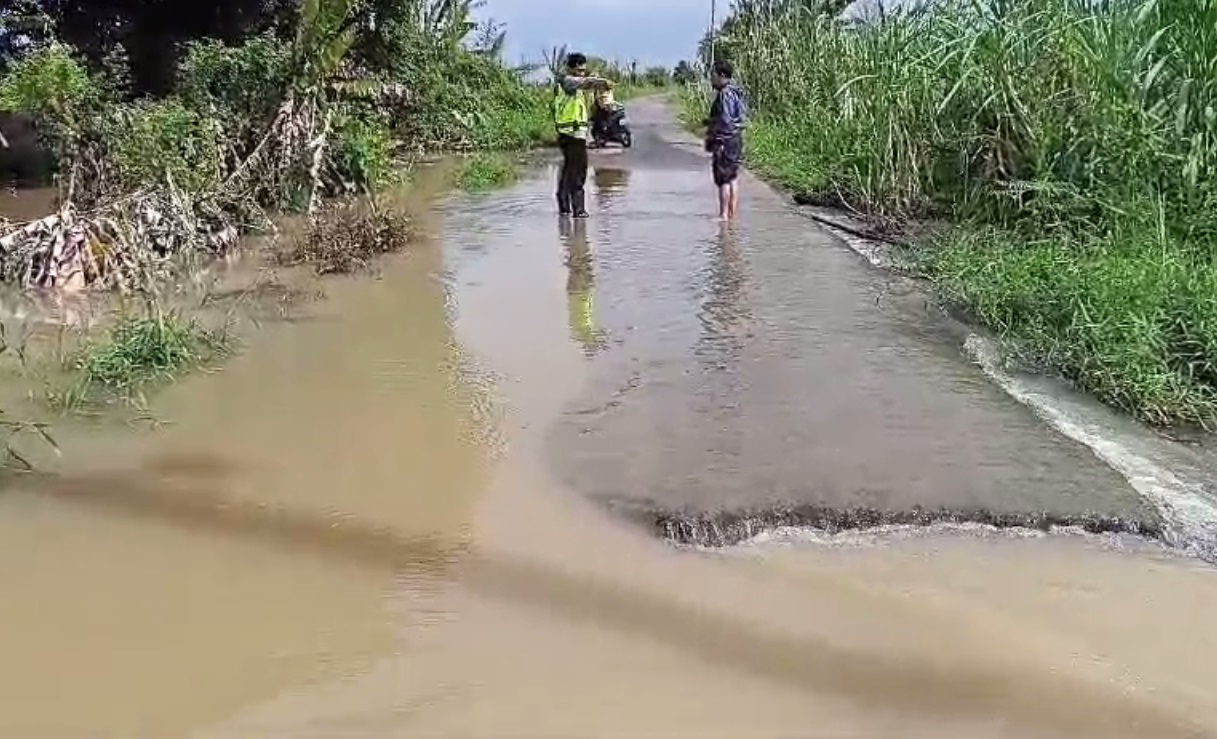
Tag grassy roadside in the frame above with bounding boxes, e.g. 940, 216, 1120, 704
453, 152, 521, 191
698, 0, 1217, 428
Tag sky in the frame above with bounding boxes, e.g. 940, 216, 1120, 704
476, 0, 713, 71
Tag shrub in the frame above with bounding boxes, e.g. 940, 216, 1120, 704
285, 199, 411, 275
331, 105, 397, 191
108, 97, 223, 193
0, 43, 98, 150
177, 34, 292, 131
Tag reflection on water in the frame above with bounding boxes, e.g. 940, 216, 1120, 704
560, 217, 608, 357
592, 165, 630, 209
697, 222, 750, 358
0, 186, 57, 221
0, 284, 104, 327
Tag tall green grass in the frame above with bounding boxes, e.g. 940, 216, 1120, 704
715, 0, 1217, 426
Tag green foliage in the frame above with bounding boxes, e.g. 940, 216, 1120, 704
923, 221, 1217, 426
55, 310, 233, 410
466, 81, 552, 150
723, 0, 1217, 424
0, 0, 296, 95
385, 40, 551, 151
0, 0, 562, 211
292, 0, 360, 92
331, 106, 397, 191
453, 152, 518, 191
642, 65, 670, 87
177, 33, 292, 133
0, 43, 97, 143
673, 60, 698, 85
108, 97, 223, 192
724, 0, 1217, 225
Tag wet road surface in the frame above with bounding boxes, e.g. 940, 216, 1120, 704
0, 100, 1215, 738
541, 99, 1153, 535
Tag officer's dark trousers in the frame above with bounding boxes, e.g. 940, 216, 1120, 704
557, 134, 588, 215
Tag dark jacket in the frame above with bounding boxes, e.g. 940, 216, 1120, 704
706, 82, 748, 141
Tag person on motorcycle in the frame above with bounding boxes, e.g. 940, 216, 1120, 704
590, 88, 618, 143
554, 52, 613, 218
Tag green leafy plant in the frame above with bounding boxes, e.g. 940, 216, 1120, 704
332, 106, 397, 191
454, 152, 518, 191
108, 97, 223, 193
52, 309, 234, 411
0, 43, 98, 151
177, 33, 292, 143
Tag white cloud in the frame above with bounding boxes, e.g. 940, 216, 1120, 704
479, 0, 710, 68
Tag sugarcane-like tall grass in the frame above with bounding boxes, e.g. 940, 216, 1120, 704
726, 0, 1216, 225
711, 0, 1217, 426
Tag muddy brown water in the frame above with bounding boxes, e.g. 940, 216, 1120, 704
1, 100, 1217, 738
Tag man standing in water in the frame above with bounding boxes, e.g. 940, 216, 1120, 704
704, 61, 748, 220
554, 52, 613, 217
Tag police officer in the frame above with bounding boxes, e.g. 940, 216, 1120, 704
553, 52, 613, 218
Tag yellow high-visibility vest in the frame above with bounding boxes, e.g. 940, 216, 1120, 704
553, 83, 589, 135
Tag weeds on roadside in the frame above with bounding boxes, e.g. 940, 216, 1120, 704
49, 308, 234, 412
283, 200, 412, 275
920, 221, 1217, 427
454, 153, 518, 191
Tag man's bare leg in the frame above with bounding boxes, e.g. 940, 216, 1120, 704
728, 180, 740, 219
717, 183, 731, 220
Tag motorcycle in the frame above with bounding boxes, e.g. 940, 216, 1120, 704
591, 102, 632, 149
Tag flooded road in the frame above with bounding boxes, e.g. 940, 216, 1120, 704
2, 100, 1217, 738
540, 105, 1154, 535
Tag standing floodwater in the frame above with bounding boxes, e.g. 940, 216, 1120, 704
0, 101, 1216, 739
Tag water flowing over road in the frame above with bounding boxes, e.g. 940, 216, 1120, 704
2, 99, 1217, 738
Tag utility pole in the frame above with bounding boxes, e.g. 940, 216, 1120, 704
708, 0, 717, 75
